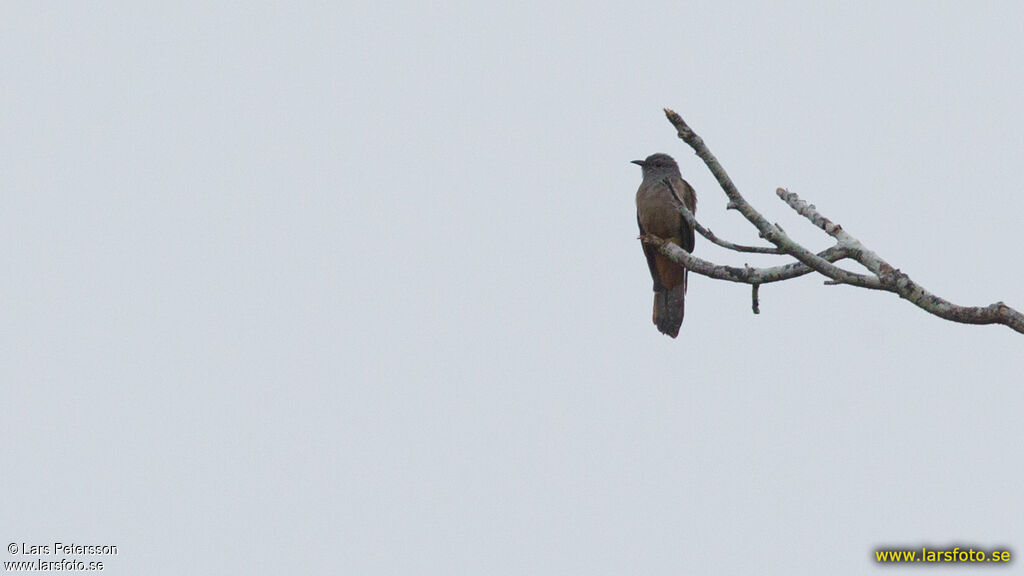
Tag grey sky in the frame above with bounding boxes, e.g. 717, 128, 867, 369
3, 2, 1022, 574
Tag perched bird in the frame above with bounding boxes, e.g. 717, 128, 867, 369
633, 153, 697, 338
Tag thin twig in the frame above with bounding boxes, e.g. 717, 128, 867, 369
640, 234, 853, 285
775, 188, 886, 275
662, 178, 783, 254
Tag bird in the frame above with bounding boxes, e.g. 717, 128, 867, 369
633, 153, 697, 338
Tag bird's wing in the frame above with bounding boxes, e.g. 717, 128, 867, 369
675, 178, 697, 253
676, 179, 697, 293
638, 212, 663, 291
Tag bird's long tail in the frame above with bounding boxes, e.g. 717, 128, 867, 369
652, 282, 685, 338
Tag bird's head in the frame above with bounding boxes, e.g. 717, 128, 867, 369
631, 153, 680, 178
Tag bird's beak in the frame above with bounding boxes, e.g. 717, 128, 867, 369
630, 160, 645, 166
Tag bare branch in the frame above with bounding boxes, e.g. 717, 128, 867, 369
658, 109, 1024, 334
775, 187, 1024, 332
663, 108, 881, 289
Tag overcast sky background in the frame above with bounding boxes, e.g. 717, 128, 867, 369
3, 2, 1022, 574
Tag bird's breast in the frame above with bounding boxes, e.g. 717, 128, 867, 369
636, 183, 682, 237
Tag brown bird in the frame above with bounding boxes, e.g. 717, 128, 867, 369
633, 153, 696, 338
